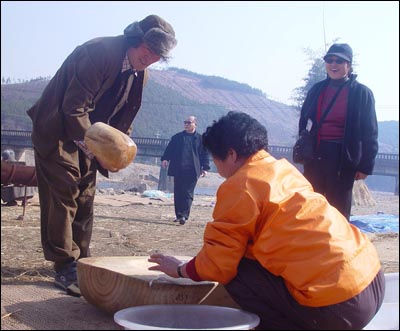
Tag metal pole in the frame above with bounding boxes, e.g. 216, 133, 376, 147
22, 186, 27, 217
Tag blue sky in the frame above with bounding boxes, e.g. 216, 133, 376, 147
1, 1, 399, 121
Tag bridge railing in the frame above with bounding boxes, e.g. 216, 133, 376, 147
133, 137, 170, 148
375, 153, 399, 161
1, 130, 32, 137
1, 129, 399, 164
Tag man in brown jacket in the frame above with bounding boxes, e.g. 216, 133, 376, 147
27, 14, 177, 295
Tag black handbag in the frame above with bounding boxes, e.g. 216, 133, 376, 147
293, 81, 348, 165
292, 129, 316, 165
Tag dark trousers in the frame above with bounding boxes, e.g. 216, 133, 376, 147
173, 169, 198, 219
34, 141, 97, 272
224, 258, 385, 330
303, 141, 356, 220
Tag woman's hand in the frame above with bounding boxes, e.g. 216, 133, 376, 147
148, 253, 183, 278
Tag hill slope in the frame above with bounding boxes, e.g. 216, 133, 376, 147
1, 68, 398, 152
147, 68, 298, 146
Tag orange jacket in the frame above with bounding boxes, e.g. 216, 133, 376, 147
194, 150, 381, 307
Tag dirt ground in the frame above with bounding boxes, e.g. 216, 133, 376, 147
1, 159, 399, 329
1, 188, 398, 283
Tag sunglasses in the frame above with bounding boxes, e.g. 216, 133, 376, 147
184, 121, 193, 125
325, 57, 346, 65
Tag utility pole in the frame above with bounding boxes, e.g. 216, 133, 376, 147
322, 1, 327, 52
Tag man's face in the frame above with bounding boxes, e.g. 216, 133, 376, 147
128, 43, 161, 71
184, 117, 196, 133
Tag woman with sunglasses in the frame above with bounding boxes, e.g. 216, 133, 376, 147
297, 43, 378, 220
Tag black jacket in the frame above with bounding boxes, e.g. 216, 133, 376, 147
298, 74, 378, 175
161, 131, 210, 177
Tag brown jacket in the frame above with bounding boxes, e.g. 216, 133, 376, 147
27, 35, 148, 159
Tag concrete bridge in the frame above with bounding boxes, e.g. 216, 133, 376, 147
2, 130, 398, 194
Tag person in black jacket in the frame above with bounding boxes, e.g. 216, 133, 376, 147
161, 116, 210, 225
297, 43, 378, 220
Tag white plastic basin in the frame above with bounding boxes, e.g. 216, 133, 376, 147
114, 273, 398, 330
363, 272, 399, 330
114, 304, 260, 330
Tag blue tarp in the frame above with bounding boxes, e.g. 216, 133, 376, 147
349, 214, 399, 233
142, 190, 173, 198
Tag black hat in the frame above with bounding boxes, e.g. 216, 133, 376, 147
124, 15, 177, 60
323, 43, 353, 63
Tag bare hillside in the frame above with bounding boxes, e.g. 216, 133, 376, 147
149, 69, 298, 146
2, 69, 398, 152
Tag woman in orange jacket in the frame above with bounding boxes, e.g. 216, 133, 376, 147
148, 111, 384, 330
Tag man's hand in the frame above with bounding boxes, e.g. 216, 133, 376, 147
74, 140, 94, 159
96, 158, 119, 173
74, 140, 119, 172
161, 160, 169, 169
355, 171, 368, 180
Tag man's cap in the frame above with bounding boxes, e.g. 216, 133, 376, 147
124, 14, 177, 60
323, 43, 353, 63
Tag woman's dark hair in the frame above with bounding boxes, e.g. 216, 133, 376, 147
202, 111, 268, 160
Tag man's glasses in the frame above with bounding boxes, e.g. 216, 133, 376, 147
184, 121, 193, 125
325, 57, 346, 65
